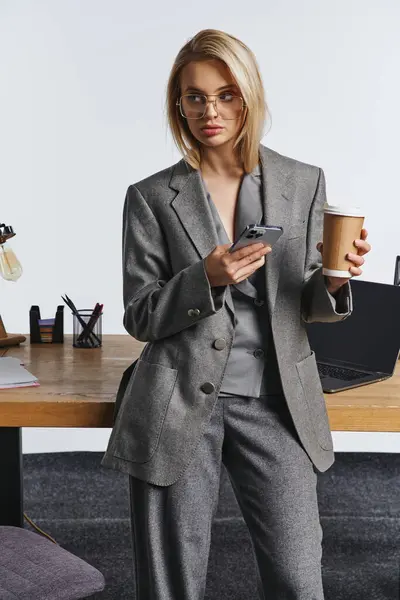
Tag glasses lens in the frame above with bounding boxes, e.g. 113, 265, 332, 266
180, 94, 207, 119
180, 94, 243, 119
216, 94, 243, 120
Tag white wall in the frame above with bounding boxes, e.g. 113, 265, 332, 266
1, 0, 399, 453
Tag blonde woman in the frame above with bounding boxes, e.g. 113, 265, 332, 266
102, 28, 371, 599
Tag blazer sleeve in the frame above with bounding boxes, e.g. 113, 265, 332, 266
122, 184, 227, 342
300, 168, 353, 324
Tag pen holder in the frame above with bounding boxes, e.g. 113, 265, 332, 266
72, 309, 103, 348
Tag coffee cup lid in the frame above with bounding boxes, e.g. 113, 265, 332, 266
323, 203, 364, 217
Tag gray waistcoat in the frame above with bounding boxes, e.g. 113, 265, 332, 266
200, 163, 283, 398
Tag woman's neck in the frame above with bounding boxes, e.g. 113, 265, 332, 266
199, 147, 244, 179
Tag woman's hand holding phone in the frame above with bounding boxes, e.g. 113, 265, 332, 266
204, 242, 271, 287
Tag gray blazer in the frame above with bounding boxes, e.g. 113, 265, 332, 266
101, 144, 353, 486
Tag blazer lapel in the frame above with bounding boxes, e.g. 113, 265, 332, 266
170, 159, 220, 259
169, 144, 296, 317
259, 145, 296, 315
169, 159, 237, 316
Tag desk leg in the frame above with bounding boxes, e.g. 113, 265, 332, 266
0, 427, 23, 527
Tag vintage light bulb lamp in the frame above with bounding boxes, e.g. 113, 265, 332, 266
0, 223, 26, 346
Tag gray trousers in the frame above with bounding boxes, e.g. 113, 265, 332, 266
128, 393, 325, 600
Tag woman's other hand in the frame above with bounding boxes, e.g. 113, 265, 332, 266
317, 228, 371, 294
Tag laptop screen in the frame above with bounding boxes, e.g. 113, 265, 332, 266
306, 279, 400, 374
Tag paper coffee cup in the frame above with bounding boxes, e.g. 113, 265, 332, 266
322, 204, 365, 278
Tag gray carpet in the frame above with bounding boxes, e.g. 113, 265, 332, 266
22, 452, 400, 599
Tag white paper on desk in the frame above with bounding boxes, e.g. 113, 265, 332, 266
0, 357, 24, 367
0, 357, 38, 387
0, 381, 40, 389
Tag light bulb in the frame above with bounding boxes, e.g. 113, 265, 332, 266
0, 242, 23, 281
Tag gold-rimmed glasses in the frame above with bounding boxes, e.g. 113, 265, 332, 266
176, 92, 246, 120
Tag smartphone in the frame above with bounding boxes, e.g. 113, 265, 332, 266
228, 224, 283, 253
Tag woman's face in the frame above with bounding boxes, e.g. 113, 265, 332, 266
179, 59, 246, 151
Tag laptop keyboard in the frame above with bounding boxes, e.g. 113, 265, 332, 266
317, 363, 369, 381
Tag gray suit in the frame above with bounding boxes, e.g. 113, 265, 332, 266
101, 144, 353, 599
101, 143, 352, 485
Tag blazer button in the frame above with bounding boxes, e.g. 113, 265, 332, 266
201, 382, 215, 394
253, 348, 264, 359
213, 338, 226, 350
254, 298, 265, 306
188, 308, 201, 317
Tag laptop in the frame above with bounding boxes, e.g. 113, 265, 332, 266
305, 279, 400, 393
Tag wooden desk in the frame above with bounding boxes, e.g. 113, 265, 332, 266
0, 335, 143, 527
1, 335, 400, 526
0, 335, 143, 428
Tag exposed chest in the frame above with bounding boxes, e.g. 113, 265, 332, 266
202, 177, 243, 244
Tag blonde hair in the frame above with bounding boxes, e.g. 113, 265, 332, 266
165, 29, 269, 173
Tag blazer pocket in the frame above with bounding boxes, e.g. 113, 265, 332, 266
295, 351, 333, 451
114, 358, 178, 463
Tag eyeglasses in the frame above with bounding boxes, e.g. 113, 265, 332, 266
176, 93, 246, 120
